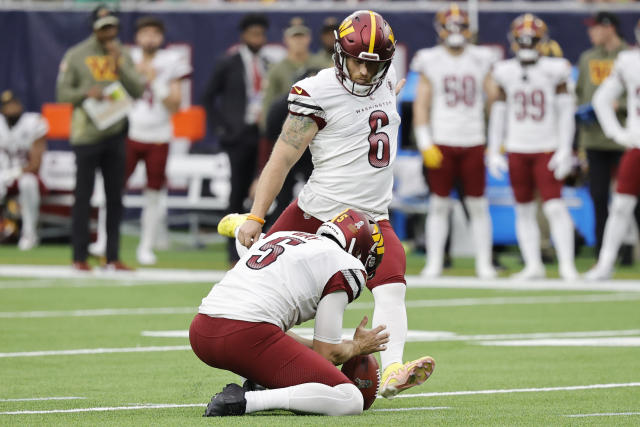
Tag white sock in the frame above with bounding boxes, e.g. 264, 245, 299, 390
515, 202, 543, 270
138, 189, 161, 253
465, 196, 494, 274
17, 174, 39, 238
372, 283, 407, 371
543, 199, 577, 276
245, 383, 362, 416
154, 188, 170, 250
597, 193, 637, 271
425, 195, 450, 275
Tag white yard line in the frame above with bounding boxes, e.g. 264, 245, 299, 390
4, 293, 639, 319
0, 265, 639, 292
142, 328, 640, 343
0, 397, 85, 402
479, 337, 640, 347
370, 406, 450, 412
0, 345, 190, 358
0, 307, 195, 318
396, 382, 640, 399
564, 412, 640, 418
0, 403, 205, 415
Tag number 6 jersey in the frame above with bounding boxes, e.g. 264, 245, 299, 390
198, 231, 366, 333
492, 56, 572, 153
287, 67, 401, 221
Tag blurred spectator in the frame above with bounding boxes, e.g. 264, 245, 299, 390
202, 13, 269, 264
310, 17, 338, 69
56, 5, 145, 271
0, 90, 48, 251
575, 11, 639, 263
261, 17, 325, 128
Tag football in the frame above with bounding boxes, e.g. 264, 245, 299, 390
341, 354, 380, 410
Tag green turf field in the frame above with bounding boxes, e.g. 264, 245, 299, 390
1, 237, 639, 425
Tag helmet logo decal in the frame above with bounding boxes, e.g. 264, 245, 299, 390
368, 11, 377, 53
354, 220, 364, 230
339, 19, 354, 38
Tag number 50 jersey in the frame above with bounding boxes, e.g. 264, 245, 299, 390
199, 231, 366, 333
492, 56, 572, 153
287, 67, 401, 222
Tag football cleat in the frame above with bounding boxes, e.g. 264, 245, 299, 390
510, 265, 545, 280
379, 356, 436, 399
583, 264, 613, 281
217, 213, 249, 238
204, 383, 247, 417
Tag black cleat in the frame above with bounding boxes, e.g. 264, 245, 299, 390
242, 379, 266, 392
203, 383, 247, 417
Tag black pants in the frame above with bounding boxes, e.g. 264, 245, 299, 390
586, 149, 640, 256
222, 125, 259, 262
72, 134, 126, 263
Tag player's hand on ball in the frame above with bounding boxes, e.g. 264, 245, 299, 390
237, 220, 263, 248
353, 316, 389, 355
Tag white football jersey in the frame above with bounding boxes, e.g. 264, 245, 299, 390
288, 67, 401, 221
199, 231, 366, 333
128, 48, 192, 143
410, 45, 498, 146
492, 57, 572, 153
0, 112, 48, 170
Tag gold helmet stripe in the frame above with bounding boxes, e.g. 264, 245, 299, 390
368, 11, 377, 53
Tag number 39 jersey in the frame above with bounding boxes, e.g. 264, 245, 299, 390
492, 57, 572, 153
199, 231, 366, 332
287, 67, 401, 221
410, 45, 498, 146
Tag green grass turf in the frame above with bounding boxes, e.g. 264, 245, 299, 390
0, 237, 639, 425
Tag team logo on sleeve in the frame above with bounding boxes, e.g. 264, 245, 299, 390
290, 86, 310, 97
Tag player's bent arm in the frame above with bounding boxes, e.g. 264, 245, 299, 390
412, 74, 433, 150
312, 293, 388, 365
593, 74, 626, 140
23, 138, 46, 175
162, 79, 182, 114
237, 114, 317, 247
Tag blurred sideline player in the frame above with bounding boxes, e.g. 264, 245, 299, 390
411, 4, 497, 279
586, 22, 640, 280
90, 16, 191, 265
0, 90, 48, 250
191, 209, 388, 417
221, 10, 435, 399
487, 14, 578, 280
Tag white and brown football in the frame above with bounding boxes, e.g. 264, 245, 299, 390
341, 354, 380, 410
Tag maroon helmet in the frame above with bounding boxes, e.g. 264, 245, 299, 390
316, 209, 385, 279
333, 10, 396, 97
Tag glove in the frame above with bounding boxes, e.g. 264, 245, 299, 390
612, 129, 636, 148
487, 153, 508, 180
0, 166, 22, 187
547, 149, 573, 181
421, 145, 443, 169
575, 103, 597, 125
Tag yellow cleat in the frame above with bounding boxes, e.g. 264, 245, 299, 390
217, 213, 249, 238
379, 356, 435, 399
421, 145, 443, 169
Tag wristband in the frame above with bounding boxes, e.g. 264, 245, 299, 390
247, 214, 265, 225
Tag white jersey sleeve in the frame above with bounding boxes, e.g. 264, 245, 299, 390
600, 49, 640, 143
593, 54, 627, 140
291, 67, 401, 221
198, 231, 366, 332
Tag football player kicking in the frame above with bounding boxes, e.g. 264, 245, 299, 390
191, 209, 387, 416
411, 4, 498, 279
0, 90, 48, 250
586, 22, 640, 280
220, 10, 435, 399
487, 14, 579, 280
